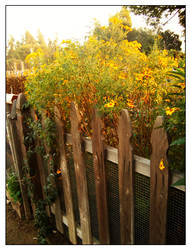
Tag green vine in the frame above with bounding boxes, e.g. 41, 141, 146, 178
23, 110, 59, 244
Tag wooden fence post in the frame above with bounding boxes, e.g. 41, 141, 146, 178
118, 109, 134, 244
149, 116, 169, 245
54, 106, 77, 244
11, 94, 32, 219
41, 113, 64, 234
6, 100, 18, 172
16, 93, 39, 216
70, 102, 92, 244
91, 109, 110, 244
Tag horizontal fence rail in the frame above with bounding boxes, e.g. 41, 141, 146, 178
65, 133, 185, 192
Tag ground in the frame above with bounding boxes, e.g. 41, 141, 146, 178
6, 202, 71, 245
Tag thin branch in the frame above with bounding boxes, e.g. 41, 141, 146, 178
162, 9, 180, 26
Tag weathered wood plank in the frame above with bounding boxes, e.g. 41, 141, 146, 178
54, 106, 77, 244
9, 94, 32, 219
70, 102, 92, 244
65, 133, 184, 191
51, 204, 100, 244
41, 113, 64, 234
91, 109, 110, 244
118, 109, 134, 245
16, 93, 39, 217
30, 109, 51, 217
6, 112, 17, 172
149, 116, 169, 245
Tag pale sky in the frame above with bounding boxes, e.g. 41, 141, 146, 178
6, 5, 185, 50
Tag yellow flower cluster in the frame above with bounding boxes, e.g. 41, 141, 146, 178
165, 107, 180, 115
104, 100, 115, 108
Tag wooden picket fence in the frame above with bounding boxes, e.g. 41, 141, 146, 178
6, 93, 185, 245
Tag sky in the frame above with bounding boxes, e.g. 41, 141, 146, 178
6, 5, 185, 50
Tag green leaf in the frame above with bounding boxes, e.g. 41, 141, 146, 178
170, 137, 185, 146
171, 177, 185, 187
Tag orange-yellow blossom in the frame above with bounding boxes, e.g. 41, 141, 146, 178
57, 169, 61, 174
104, 100, 115, 108
159, 159, 165, 170
165, 107, 180, 115
127, 100, 135, 108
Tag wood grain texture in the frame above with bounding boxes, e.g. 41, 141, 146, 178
149, 116, 169, 245
54, 106, 77, 244
13, 93, 32, 219
65, 133, 184, 191
91, 109, 110, 244
70, 102, 92, 244
41, 113, 64, 234
6, 112, 17, 172
7, 115, 27, 219
118, 109, 134, 245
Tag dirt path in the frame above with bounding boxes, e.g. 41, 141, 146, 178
6, 202, 38, 245
6, 202, 71, 245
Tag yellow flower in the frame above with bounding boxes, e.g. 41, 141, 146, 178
127, 100, 135, 108
165, 107, 180, 115
104, 100, 115, 108
159, 159, 165, 170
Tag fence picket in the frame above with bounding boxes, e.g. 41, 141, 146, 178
91, 109, 110, 244
118, 109, 134, 244
70, 102, 92, 244
41, 113, 64, 234
16, 93, 43, 216
149, 116, 169, 244
7, 114, 29, 219
14, 93, 32, 219
54, 106, 77, 244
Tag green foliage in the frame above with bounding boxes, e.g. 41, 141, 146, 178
158, 30, 182, 51
6, 30, 58, 71
128, 5, 185, 30
127, 28, 155, 54
162, 65, 185, 172
127, 28, 182, 55
44, 173, 58, 205
7, 171, 22, 203
34, 200, 52, 244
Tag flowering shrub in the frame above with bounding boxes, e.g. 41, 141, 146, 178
162, 64, 185, 172
24, 9, 184, 171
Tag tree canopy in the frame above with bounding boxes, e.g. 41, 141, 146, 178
128, 5, 185, 31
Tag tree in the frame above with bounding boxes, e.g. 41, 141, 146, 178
127, 28, 182, 54
158, 30, 182, 51
93, 7, 132, 42
128, 5, 185, 31
37, 29, 47, 50
127, 28, 155, 54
